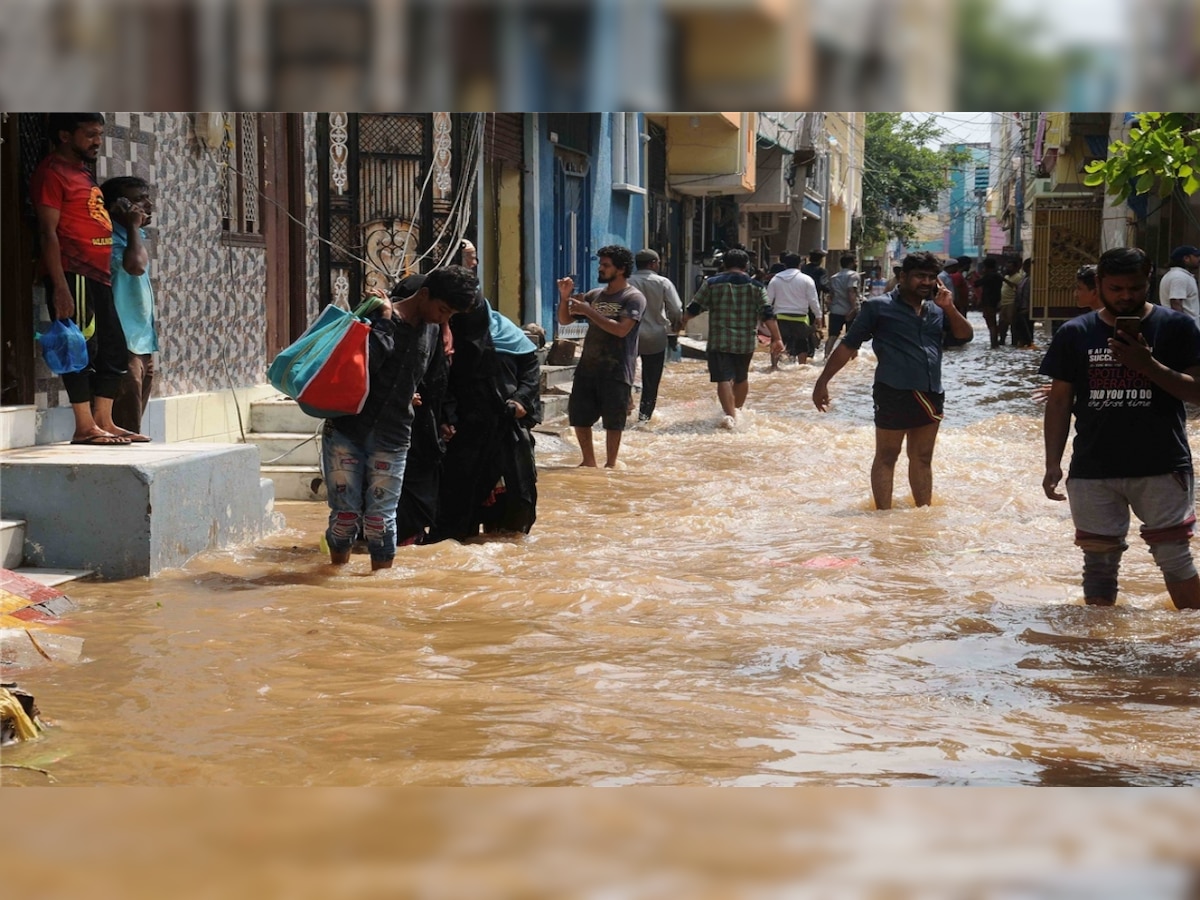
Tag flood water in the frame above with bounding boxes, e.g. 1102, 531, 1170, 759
7, 312, 1200, 786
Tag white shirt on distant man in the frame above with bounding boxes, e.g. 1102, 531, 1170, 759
1160, 245, 1199, 319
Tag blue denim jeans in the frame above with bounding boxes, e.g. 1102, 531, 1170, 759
322, 427, 408, 563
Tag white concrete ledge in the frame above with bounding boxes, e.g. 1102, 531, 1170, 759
1, 442, 282, 580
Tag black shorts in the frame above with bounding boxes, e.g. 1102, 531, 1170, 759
568, 375, 631, 431
706, 350, 754, 384
828, 313, 850, 340
43, 273, 127, 403
872, 383, 944, 430
776, 319, 813, 357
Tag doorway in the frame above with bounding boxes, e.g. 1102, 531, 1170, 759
0, 113, 46, 408
552, 149, 592, 328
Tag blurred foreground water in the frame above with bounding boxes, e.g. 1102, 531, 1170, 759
6, 313, 1200, 895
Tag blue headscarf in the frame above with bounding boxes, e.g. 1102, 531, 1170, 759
485, 299, 536, 355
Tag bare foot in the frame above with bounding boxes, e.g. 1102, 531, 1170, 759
371, 558, 393, 570
330, 549, 351, 565
577, 460, 597, 467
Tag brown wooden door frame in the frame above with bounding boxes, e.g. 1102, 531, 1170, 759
262, 113, 288, 360
261, 113, 309, 360
286, 114, 308, 342
1, 113, 37, 406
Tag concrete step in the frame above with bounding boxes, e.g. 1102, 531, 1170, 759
259, 477, 285, 531
678, 336, 707, 360
540, 364, 576, 391
8, 566, 93, 588
1, 519, 24, 568
262, 465, 326, 501
249, 397, 324, 435
247, 432, 321, 467
1, 442, 280, 580
541, 393, 569, 422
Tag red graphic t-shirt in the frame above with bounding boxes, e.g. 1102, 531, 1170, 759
29, 153, 113, 285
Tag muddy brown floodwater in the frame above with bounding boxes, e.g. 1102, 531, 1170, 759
7, 313, 1200, 786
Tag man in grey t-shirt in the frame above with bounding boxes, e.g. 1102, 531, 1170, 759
824, 253, 860, 358
557, 244, 646, 468
628, 248, 682, 422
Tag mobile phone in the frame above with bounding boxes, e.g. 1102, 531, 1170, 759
1114, 316, 1141, 339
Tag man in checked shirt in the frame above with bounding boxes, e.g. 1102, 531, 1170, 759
681, 248, 784, 431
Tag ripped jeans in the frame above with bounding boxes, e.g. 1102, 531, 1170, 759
322, 426, 409, 564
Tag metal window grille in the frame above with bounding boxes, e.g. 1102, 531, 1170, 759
221, 113, 263, 237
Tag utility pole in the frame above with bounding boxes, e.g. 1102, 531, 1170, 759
1013, 113, 1026, 256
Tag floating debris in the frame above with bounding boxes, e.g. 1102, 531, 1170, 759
1, 683, 42, 744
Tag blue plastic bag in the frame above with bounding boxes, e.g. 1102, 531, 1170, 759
36, 319, 89, 375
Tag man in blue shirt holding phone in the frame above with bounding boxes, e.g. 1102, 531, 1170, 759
813, 251, 973, 510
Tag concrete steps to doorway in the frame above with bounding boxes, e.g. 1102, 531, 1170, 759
0, 519, 88, 585
539, 364, 574, 423
248, 359, 578, 502
247, 397, 326, 501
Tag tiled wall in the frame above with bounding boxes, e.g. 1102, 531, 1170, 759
143, 112, 269, 395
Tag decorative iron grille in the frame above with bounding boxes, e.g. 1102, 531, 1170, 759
318, 113, 443, 309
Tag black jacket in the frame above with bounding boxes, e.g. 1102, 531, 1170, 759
329, 315, 439, 451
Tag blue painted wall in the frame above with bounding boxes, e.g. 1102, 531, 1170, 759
947, 145, 989, 259
535, 114, 647, 328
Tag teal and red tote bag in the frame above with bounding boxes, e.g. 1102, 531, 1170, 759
267, 297, 385, 419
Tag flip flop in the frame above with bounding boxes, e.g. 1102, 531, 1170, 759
70, 433, 131, 446
111, 429, 151, 442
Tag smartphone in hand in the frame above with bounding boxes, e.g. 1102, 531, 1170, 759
1114, 316, 1141, 340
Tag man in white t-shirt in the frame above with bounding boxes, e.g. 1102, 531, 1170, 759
766, 252, 823, 366
1160, 245, 1199, 319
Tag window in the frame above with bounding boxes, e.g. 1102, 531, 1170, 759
611, 112, 645, 194
805, 154, 824, 194
974, 163, 989, 193
220, 112, 264, 245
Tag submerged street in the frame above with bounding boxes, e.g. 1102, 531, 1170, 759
7, 315, 1200, 787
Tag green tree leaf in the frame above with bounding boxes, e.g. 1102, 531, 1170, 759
1087, 113, 1200, 201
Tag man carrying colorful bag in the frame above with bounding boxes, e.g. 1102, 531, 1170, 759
321, 266, 478, 570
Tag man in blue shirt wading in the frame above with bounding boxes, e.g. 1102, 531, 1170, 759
812, 251, 973, 509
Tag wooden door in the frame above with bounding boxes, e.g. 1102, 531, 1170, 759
261, 113, 309, 358
552, 150, 591, 329
0, 114, 43, 407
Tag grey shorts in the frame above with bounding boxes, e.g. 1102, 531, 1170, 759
1067, 472, 1196, 551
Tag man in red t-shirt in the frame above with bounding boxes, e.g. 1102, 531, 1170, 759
31, 113, 141, 444
951, 256, 972, 315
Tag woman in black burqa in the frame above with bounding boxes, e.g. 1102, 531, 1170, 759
425, 294, 542, 542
